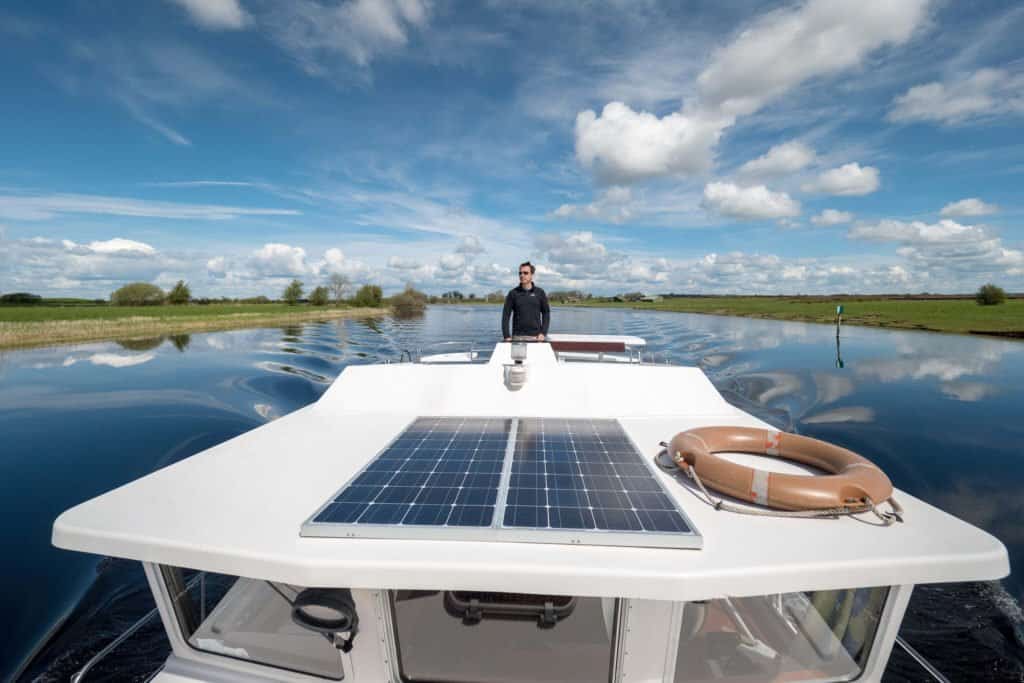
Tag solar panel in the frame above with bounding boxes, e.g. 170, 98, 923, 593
302, 416, 700, 549
503, 418, 693, 536
309, 417, 510, 529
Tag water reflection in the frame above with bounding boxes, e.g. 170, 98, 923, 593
4, 306, 1024, 681
115, 336, 164, 351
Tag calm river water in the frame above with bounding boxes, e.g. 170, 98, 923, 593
3, 305, 1023, 681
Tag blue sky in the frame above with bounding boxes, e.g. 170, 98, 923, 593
1, 0, 1022, 297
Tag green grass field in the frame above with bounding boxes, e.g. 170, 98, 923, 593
0, 302, 321, 322
0, 303, 386, 349
572, 297, 1024, 336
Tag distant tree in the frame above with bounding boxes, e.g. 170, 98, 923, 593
468, 292, 476, 300
309, 285, 330, 306
976, 283, 1006, 306
283, 279, 304, 305
441, 290, 465, 301
391, 284, 428, 317
620, 291, 644, 302
328, 273, 351, 306
0, 292, 42, 305
167, 280, 191, 304
352, 284, 384, 307
111, 282, 165, 306
485, 290, 504, 303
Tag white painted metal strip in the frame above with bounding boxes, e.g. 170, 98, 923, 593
492, 417, 519, 528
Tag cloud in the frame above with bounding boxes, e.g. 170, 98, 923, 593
264, 0, 431, 73
247, 243, 311, 277
439, 254, 466, 272
702, 182, 800, 220
573, 0, 927, 185
2, 235, 189, 296
205, 243, 378, 288
739, 141, 816, 176
168, 0, 250, 30
940, 198, 999, 217
888, 68, 1024, 126
849, 218, 986, 244
574, 103, 725, 184
696, 0, 929, 119
455, 234, 485, 255
62, 238, 157, 256
387, 256, 423, 270
811, 209, 854, 226
57, 40, 265, 145
552, 186, 635, 223
849, 219, 1024, 279
0, 192, 299, 221
801, 163, 880, 196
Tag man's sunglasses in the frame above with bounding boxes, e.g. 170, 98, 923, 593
519, 271, 531, 275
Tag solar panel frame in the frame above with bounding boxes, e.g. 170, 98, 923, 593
301, 416, 701, 550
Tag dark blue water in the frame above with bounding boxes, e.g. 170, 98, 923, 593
3, 307, 1023, 681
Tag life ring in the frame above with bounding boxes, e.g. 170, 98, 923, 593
668, 427, 892, 511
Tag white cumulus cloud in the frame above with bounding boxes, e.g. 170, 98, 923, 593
739, 141, 816, 176
552, 186, 635, 223
168, 0, 250, 30
387, 256, 423, 270
574, 103, 725, 184
248, 243, 310, 277
697, 0, 929, 118
573, 0, 928, 185
888, 68, 1024, 126
802, 163, 880, 196
702, 182, 800, 220
811, 209, 854, 226
940, 198, 999, 217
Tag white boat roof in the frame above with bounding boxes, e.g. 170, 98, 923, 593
53, 342, 1008, 601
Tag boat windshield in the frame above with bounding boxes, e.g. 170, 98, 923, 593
674, 587, 890, 682
391, 590, 615, 682
159, 566, 346, 680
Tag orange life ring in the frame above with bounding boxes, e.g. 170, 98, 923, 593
668, 427, 892, 511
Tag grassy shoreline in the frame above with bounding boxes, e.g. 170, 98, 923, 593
0, 304, 388, 350
569, 297, 1024, 338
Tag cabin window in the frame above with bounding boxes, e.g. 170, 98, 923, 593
158, 566, 346, 680
390, 590, 617, 682
673, 587, 890, 682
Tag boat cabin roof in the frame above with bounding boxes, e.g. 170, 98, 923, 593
53, 340, 1008, 601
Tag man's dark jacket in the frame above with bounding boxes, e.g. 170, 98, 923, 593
502, 285, 550, 338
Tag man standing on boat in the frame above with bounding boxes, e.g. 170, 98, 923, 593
502, 261, 551, 341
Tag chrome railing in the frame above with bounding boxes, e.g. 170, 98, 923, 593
72, 572, 203, 683
894, 635, 950, 683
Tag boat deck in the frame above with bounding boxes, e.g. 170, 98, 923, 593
53, 342, 1008, 601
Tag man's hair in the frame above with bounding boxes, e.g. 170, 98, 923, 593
519, 261, 535, 274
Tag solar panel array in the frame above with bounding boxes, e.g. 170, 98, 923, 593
303, 416, 699, 549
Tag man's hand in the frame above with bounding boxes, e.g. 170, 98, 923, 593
536, 333, 545, 342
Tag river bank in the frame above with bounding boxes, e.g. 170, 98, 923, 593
0, 304, 387, 349
570, 297, 1024, 338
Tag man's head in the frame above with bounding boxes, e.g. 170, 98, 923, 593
518, 261, 535, 288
